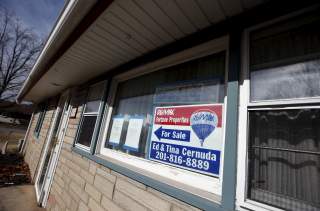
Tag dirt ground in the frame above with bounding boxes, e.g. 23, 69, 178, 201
0, 123, 31, 187
0, 154, 31, 187
0, 122, 40, 211
0, 185, 44, 211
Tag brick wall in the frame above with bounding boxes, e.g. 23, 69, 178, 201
27, 90, 202, 211
24, 99, 58, 181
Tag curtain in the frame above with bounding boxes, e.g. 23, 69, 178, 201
248, 109, 320, 210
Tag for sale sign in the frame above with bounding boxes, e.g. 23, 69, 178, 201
148, 104, 223, 177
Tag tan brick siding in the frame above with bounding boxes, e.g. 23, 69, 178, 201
24, 99, 58, 181
26, 91, 202, 211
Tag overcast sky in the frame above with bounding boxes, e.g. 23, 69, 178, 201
0, 0, 65, 39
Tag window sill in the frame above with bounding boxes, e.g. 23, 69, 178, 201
239, 189, 320, 211
100, 148, 221, 199
238, 199, 285, 211
74, 143, 91, 152
72, 146, 224, 211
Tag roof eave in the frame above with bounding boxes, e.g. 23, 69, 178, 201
16, 0, 113, 103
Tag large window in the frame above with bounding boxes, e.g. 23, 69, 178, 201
240, 11, 320, 211
104, 52, 225, 158
75, 82, 105, 149
34, 104, 46, 138
99, 41, 228, 199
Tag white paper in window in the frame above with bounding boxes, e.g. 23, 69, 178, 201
108, 116, 124, 146
123, 117, 144, 151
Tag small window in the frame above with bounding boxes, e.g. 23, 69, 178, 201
76, 82, 105, 149
34, 104, 46, 138
245, 11, 320, 211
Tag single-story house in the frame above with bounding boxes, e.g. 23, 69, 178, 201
17, 0, 320, 210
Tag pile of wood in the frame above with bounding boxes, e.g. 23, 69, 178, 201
0, 154, 31, 187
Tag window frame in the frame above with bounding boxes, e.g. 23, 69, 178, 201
74, 81, 108, 152
236, 7, 320, 211
96, 36, 229, 202
34, 104, 46, 139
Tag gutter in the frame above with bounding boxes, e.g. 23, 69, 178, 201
16, 0, 114, 103
16, 0, 78, 103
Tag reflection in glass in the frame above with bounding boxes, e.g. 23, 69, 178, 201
154, 79, 224, 104
250, 14, 320, 102
85, 100, 100, 113
250, 59, 320, 101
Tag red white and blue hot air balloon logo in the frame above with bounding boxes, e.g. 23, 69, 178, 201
190, 109, 218, 147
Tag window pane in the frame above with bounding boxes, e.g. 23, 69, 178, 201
34, 111, 43, 133
34, 106, 46, 136
85, 100, 100, 113
250, 13, 320, 101
77, 116, 97, 147
87, 82, 105, 101
154, 79, 224, 104
248, 109, 320, 210
250, 59, 320, 101
105, 52, 225, 157
84, 82, 104, 113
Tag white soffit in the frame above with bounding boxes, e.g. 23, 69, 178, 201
26, 0, 267, 102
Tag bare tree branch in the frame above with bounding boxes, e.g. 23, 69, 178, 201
0, 8, 42, 100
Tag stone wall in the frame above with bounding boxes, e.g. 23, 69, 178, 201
24, 99, 57, 181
